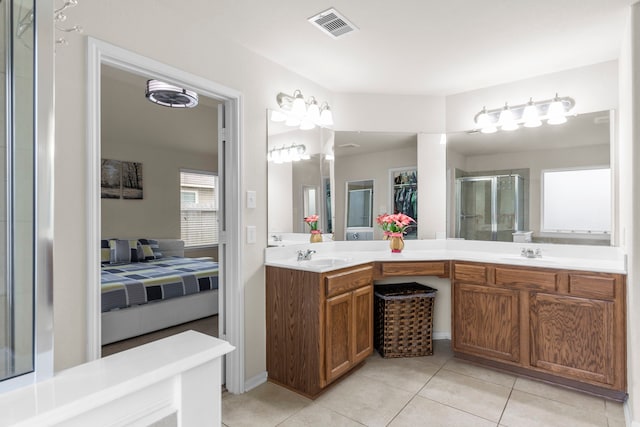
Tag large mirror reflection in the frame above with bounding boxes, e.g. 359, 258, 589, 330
267, 111, 335, 245
267, 109, 613, 247
446, 110, 612, 246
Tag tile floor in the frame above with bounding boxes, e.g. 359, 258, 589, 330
222, 340, 627, 427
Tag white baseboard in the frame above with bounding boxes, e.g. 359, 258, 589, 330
433, 332, 451, 340
624, 400, 639, 427
244, 371, 267, 392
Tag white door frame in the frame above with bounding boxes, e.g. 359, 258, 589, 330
86, 37, 245, 393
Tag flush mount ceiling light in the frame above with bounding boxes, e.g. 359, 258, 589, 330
474, 94, 575, 134
267, 144, 311, 164
145, 79, 199, 108
271, 90, 333, 130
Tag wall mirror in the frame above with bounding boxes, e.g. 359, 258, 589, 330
446, 109, 613, 246
333, 131, 418, 241
267, 110, 335, 244
267, 112, 421, 243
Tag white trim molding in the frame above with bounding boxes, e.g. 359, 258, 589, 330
244, 371, 268, 392
86, 37, 245, 393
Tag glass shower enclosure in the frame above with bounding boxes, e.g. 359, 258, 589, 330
455, 174, 524, 242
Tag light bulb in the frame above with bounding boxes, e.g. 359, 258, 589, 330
289, 146, 301, 161
291, 90, 307, 116
476, 106, 497, 134
307, 98, 320, 123
272, 149, 282, 164
522, 99, 541, 128
547, 95, 567, 125
319, 105, 333, 126
498, 104, 518, 131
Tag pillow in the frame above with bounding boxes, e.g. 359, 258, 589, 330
137, 238, 163, 261
100, 239, 111, 264
109, 239, 139, 264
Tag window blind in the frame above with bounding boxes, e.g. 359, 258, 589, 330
180, 171, 219, 246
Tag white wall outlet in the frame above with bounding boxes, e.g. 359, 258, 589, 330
246, 225, 256, 244
246, 190, 257, 209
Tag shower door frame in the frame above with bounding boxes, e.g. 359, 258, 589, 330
455, 174, 522, 242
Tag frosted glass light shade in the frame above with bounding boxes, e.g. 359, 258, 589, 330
547, 99, 567, 125
498, 107, 518, 131
522, 103, 542, 128
292, 92, 307, 116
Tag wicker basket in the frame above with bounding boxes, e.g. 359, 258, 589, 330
374, 283, 437, 358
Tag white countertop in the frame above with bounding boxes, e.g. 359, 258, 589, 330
265, 239, 627, 274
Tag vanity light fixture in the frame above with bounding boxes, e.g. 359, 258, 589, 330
145, 80, 199, 108
267, 144, 311, 164
273, 90, 334, 130
474, 94, 575, 133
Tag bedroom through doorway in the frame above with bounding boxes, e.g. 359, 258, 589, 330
99, 66, 222, 356
86, 38, 246, 394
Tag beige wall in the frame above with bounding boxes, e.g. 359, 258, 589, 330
101, 141, 217, 239
54, 1, 332, 380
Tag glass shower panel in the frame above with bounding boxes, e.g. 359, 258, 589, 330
496, 176, 517, 241
1, 0, 36, 382
457, 178, 493, 241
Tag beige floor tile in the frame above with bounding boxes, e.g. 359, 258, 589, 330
513, 377, 605, 414
388, 395, 497, 427
500, 390, 608, 427
425, 339, 455, 366
222, 382, 310, 427
315, 374, 414, 427
278, 403, 365, 427
604, 399, 626, 422
443, 358, 516, 388
355, 353, 441, 393
418, 369, 511, 422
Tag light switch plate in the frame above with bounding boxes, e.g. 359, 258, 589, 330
247, 190, 257, 209
247, 225, 256, 244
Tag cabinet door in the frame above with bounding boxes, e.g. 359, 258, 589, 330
530, 292, 615, 385
352, 285, 373, 364
326, 292, 353, 383
453, 283, 520, 363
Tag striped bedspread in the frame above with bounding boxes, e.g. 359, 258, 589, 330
101, 257, 219, 312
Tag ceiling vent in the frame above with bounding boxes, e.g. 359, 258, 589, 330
308, 8, 358, 39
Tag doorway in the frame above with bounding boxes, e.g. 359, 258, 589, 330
86, 38, 245, 394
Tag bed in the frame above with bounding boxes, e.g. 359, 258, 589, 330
101, 239, 219, 345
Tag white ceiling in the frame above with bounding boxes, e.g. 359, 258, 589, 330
208, 0, 634, 95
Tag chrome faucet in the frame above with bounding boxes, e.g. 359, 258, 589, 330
297, 249, 316, 261
520, 247, 542, 258
271, 235, 282, 242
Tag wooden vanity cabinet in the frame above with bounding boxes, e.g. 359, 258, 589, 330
452, 261, 626, 399
266, 264, 374, 398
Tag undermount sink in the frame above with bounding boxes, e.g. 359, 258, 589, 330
301, 257, 352, 268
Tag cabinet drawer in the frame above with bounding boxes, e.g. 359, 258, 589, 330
454, 263, 488, 284
325, 265, 373, 298
380, 261, 447, 277
495, 267, 557, 291
568, 274, 616, 300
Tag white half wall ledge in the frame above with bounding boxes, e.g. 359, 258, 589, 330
0, 331, 234, 427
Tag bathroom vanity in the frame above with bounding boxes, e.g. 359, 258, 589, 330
265, 240, 627, 400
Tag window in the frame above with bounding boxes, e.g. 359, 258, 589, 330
541, 167, 611, 233
180, 170, 219, 247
